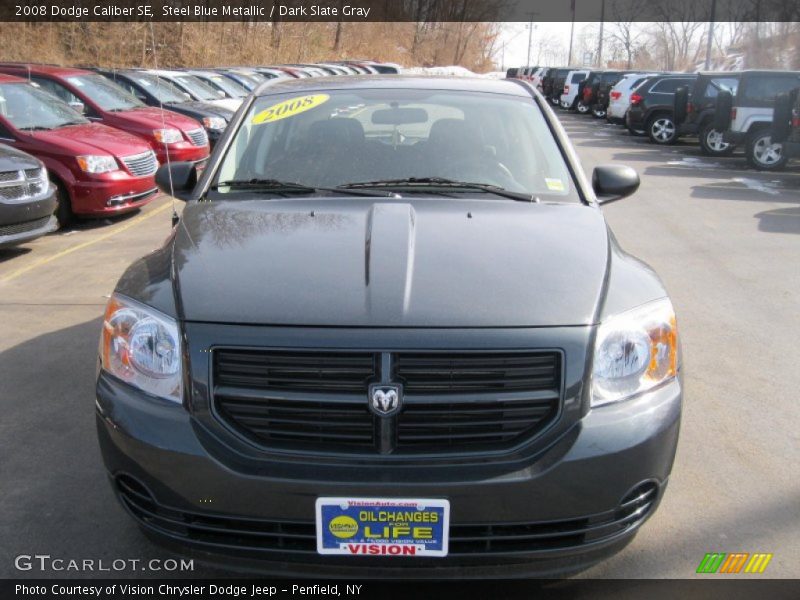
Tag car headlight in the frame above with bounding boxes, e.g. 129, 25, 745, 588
100, 294, 182, 403
76, 155, 118, 174
202, 116, 226, 130
153, 128, 183, 144
591, 298, 679, 407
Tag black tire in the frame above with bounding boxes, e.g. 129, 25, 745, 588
53, 181, 74, 227
591, 105, 607, 119
713, 90, 733, 132
746, 130, 788, 171
699, 122, 735, 156
576, 101, 590, 114
647, 113, 678, 144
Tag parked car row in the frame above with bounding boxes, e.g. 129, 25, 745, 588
0, 59, 401, 248
512, 65, 800, 171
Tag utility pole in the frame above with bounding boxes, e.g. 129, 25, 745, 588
567, 0, 576, 65
704, 0, 717, 70
597, 0, 605, 68
526, 17, 534, 66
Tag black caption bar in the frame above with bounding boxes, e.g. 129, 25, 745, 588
3, 579, 800, 600
2, 0, 800, 22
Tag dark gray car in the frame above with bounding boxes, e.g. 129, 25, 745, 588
95, 76, 682, 577
0, 143, 57, 248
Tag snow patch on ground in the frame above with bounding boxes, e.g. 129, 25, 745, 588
732, 177, 781, 195
667, 157, 722, 168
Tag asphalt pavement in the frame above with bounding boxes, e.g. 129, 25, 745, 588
1, 111, 798, 579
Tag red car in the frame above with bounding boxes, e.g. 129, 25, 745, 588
0, 74, 159, 223
0, 64, 209, 167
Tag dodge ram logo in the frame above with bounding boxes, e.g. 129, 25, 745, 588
368, 384, 402, 416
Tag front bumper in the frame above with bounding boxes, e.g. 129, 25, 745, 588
70, 174, 158, 217
96, 366, 682, 576
0, 185, 58, 247
153, 142, 209, 165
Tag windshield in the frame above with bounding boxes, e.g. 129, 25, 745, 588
66, 75, 143, 111
171, 75, 220, 101
215, 88, 578, 201
200, 74, 247, 98
132, 74, 188, 103
0, 82, 89, 130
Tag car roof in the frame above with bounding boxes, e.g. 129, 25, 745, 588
0, 73, 28, 84
0, 63, 91, 78
254, 75, 532, 97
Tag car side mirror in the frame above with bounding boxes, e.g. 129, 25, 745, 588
592, 165, 640, 204
183, 92, 192, 101
155, 162, 197, 201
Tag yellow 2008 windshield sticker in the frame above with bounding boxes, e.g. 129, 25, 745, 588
252, 94, 330, 124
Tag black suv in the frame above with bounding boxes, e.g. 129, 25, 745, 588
98, 69, 234, 148
674, 72, 741, 156
540, 67, 561, 101
592, 71, 626, 118
0, 143, 57, 248
548, 68, 572, 105
626, 74, 698, 144
577, 71, 604, 115
712, 70, 800, 170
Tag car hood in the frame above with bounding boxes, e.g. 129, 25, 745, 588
166, 101, 234, 119
206, 97, 242, 112
119, 107, 203, 132
173, 198, 610, 327
28, 123, 151, 156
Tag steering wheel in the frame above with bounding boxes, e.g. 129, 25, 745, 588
443, 156, 520, 190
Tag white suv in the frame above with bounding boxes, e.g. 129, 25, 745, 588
607, 73, 658, 124
560, 70, 589, 109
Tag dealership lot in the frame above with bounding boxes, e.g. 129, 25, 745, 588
1, 111, 798, 578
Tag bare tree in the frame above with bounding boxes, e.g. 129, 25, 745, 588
607, 0, 646, 68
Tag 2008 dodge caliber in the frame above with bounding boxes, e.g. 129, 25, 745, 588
96, 76, 682, 577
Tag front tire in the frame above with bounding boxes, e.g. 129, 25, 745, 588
647, 114, 678, 144
591, 105, 607, 119
746, 130, 788, 171
699, 123, 735, 156
53, 182, 74, 227
576, 101, 590, 114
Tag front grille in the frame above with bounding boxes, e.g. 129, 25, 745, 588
396, 352, 559, 394
0, 215, 52, 237
121, 151, 157, 177
0, 168, 47, 202
186, 128, 208, 146
213, 349, 561, 457
116, 476, 658, 558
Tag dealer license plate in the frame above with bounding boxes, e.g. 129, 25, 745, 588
315, 497, 450, 557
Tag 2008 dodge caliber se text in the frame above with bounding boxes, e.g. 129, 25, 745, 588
96, 76, 682, 577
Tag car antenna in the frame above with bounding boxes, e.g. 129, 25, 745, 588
148, 21, 179, 228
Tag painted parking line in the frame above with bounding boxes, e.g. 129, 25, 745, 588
0, 202, 172, 284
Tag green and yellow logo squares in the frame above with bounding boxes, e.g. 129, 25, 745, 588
696, 552, 773, 574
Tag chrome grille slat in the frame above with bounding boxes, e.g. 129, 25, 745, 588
120, 151, 157, 177
185, 128, 208, 147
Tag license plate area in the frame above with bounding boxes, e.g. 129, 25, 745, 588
315, 497, 449, 557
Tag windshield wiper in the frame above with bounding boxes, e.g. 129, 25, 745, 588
18, 125, 54, 131
339, 177, 539, 202
56, 120, 88, 128
213, 178, 397, 198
